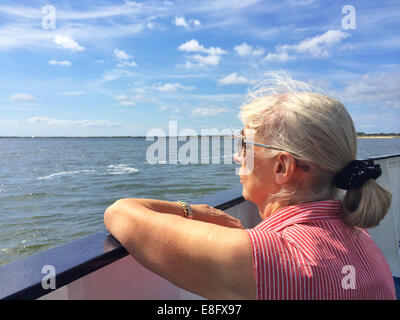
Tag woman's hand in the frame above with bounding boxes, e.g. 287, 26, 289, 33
105, 198, 243, 229
191, 204, 244, 229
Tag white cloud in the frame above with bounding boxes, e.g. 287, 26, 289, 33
48, 59, 72, 67
286, 0, 314, 5
183, 61, 197, 68
99, 69, 134, 83
118, 101, 136, 106
178, 39, 207, 53
174, 17, 189, 29
218, 72, 252, 85
234, 42, 264, 57
235, 43, 251, 56
117, 61, 138, 68
264, 51, 292, 63
251, 47, 265, 56
190, 19, 201, 26
115, 94, 136, 106
178, 39, 227, 55
0, 2, 147, 21
0, 23, 51, 51
114, 48, 130, 60
156, 105, 180, 113
146, 16, 157, 29
287, 30, 351, 58
178, 39, 227, 68
10, 93, 35, 102
113, 49, 137, 68
186, 0, 261, 14
205, 47, 227, 56
191, 107, 230, 116
191, 54, 221, 66
339, 71, 400, 109
174, 17, 201, 29
115, 94, 128, 100
156, 82, 195, 93
54, 35, 85, 52
264, 30, 350, 63
28, 117, 121, 128
0, 5, 40, 19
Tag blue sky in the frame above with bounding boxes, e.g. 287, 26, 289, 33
0, 0, 399, 136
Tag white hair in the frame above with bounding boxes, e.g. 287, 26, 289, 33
239, 72, 391, 228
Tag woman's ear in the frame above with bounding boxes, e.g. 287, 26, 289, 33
274, 153, 296, 185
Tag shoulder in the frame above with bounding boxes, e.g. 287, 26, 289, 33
246, 220, 346, 263
245, 227, 298, 261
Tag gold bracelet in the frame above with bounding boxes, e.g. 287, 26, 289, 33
177, 201, 193, 219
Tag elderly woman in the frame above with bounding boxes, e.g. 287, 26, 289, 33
104, 78, 396, 300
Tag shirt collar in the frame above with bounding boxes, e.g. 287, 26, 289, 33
255, 200, 341, 232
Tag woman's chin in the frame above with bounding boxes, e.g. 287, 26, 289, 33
241, 187, 250, 201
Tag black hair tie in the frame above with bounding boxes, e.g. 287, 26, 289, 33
334, 159, 382, 190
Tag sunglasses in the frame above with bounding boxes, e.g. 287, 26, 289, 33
236, 129, 309, 172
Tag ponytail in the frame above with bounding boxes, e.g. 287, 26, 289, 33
334, 159, 392, 229
341, 180, 392, 229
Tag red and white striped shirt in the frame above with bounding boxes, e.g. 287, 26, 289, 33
246, 200, 396, 300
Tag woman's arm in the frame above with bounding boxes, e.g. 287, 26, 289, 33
104, 198, 256, 299
124, 198, 243, 229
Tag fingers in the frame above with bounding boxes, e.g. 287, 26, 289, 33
193, 204, 244, 229
223, 215, 244, 229
232, 219, 244, 229
213, 209, 244, 229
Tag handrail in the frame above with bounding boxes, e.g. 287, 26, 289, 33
365, 153, 400, 160
1, 153, 399, 300
0, 185, 245, 300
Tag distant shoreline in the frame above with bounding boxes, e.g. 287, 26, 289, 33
0, 135, 235, 138
0, 135, 399, 139
357, 136, 400, 139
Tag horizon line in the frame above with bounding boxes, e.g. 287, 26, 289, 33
0, 135, 237, 138
0, 133, 399, 138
